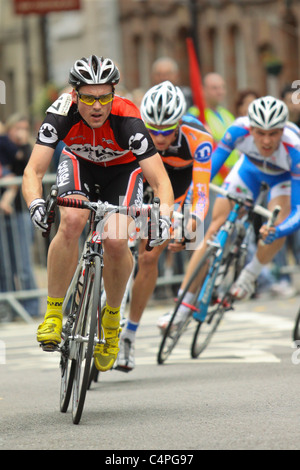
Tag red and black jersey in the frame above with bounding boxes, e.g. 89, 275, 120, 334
36, 94, 157, 166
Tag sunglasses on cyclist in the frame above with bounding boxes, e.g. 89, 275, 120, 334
145, 123, 178, 136
77, 91, 114, 106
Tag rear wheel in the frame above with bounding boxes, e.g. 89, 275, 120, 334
190, 250, 239, 359
87, 360, 100, 390
191, 303, 226, 358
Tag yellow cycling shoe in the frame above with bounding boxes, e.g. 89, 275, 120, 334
37, 312, 63, 347
94, 307, 121, 372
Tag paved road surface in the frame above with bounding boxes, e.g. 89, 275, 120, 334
1, 294, 300, 451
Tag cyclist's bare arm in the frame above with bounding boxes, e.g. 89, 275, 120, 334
22, 144, 54, 207
139, 152, 174, 216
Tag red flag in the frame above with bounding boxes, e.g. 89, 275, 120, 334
186, 37, 206, 124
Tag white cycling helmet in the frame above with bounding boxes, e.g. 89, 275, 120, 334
248, 96, 288, 130
141, 81, 186, 126
69, 55, 120, 89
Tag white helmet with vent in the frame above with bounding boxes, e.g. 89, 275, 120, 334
248, 96, 288, 130
141, 81, 186, 126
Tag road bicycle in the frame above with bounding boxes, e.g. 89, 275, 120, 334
157, 182, 280, 364
43, 185, 159, 424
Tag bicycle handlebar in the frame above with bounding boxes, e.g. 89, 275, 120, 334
42, 185, 160, 251
55, 195, 157, 218
209, 183, 281, 225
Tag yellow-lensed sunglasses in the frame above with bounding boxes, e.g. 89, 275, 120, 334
77, 91, 114, 106
145, 123, 178, 136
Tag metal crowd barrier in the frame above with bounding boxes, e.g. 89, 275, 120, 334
0, 173, 56, 323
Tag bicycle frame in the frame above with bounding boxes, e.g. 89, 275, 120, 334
192, 184, 279, 324
193, 199, 247, 322
59, 196, 151, 355
42, 184, 161, 422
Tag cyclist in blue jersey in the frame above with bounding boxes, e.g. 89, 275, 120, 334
158, 95, 300, 330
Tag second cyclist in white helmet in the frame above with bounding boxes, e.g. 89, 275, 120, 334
116, 80, 214, 372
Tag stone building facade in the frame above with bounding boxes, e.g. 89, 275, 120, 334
119, 0, 300, 113
0, 0, 299, 122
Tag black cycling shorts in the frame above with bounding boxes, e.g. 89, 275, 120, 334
144, 165, 192, 206
56, 147, 144, 206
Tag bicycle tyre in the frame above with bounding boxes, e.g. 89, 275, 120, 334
60, 281, 82, 413
72, 255, 102, 424
191, 303, 226, 358
87, 360, 100, 390
293, 306, 300, 342
60, 358, 76, 413
157, 246, 215, 365
190, 250, 240, 359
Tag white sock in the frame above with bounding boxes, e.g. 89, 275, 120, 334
177, 289, 195, 315
244, 254, 263, 278
121, 319, 139, 342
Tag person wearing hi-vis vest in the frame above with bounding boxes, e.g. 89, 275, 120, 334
202, 73, 238, 228
203, 73, 238, 185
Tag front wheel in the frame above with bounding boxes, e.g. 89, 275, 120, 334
60, 357, 76, 413
60, 288, 81, 413
71, 256, 102, 424
157, 246, 215, 365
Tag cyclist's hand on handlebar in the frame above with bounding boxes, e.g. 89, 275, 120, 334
168, 238, 186, 252
259, 224, 278, 245
148, 216, 171, 247
29, 198, 48, 232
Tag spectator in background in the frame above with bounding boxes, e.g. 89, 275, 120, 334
235, 89, 259, 117
129, 88, 145, 109
0, 114, 40, 319
151, 57, 194, 109
203, 73, 237, 174
202, 73, 237, 229
281, 84, 300, 127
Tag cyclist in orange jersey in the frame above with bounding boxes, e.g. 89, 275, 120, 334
116, 81, 213, 372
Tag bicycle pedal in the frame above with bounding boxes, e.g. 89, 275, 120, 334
40, 342, 60, 352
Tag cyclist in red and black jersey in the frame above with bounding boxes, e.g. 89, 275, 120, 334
22, 55, 174, 372
116, 81, 213, 372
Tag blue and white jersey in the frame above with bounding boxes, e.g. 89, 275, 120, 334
211, 116, 300, 238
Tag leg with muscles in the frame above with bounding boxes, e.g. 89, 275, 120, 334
157, 196, 231, 331
94, 213, 134, 372
232, 194, 290, 299
37, 203, 89, 346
